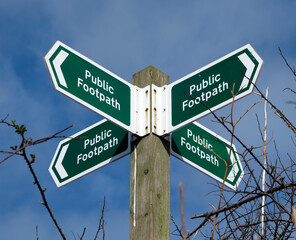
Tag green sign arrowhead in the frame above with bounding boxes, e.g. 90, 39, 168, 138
171, 122, 244, 190
168, 44, 263, 133
44, 41, 133, 132
49, 119, 130, 187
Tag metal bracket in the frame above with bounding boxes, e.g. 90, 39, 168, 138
152, 84, 168, 136
133, 85, 150, 137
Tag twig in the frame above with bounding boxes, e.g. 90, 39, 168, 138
94, 196, 106, 240
190, 182, 296, 220
171, 215, 183, 238
36, 225, 39, 240
279, 47, 296, 77
179, 183, 186, 240
283, 88, 296, 95
23, 143, 66, 239
0, 122, 73, 164
210, 84, 237, 239
261, 87, 269, 238
79, 227, 86, 240
246, 69, 296, 135
0, 118, 68, 239
292, 207, 296, 229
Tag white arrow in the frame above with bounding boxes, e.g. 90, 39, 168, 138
53, 50, 69, 88
238, 53, 255, 90
226, 146, 239, 182
55, 143, 69, 179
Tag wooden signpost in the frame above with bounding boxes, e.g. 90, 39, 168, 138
45, 41, 263, 240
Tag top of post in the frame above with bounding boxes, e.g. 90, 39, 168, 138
132, 65, 170, 88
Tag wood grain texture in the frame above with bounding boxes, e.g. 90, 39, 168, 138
130, 66, 170, 240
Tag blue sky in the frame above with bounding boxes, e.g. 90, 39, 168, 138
1, 0, 296, 239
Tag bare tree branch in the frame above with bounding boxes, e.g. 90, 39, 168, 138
0, 118, 70, 239
94, 196, 106, 240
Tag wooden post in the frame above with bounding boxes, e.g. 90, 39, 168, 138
130, 66, 170, 240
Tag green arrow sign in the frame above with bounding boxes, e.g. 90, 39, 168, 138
49, 119, 130, 187
44, 41, 133, 132
171, 122, 244, 190
168, 44, 263, 133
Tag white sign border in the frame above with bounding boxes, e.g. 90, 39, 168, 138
167, 44, 264, 134
44, 41, 135, 134
49, 119, 131, 188
170, 121, 244, 190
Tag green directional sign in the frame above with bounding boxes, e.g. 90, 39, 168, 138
44, 41, 133, 133
171, 122, 244, 190
49, 119, 130, 187
168, 44, 263, 133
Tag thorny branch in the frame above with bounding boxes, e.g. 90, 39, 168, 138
210, 83, 238, 239
0, 116, 72, 239
0, 116, 73, 165
170, 49, 296, 239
